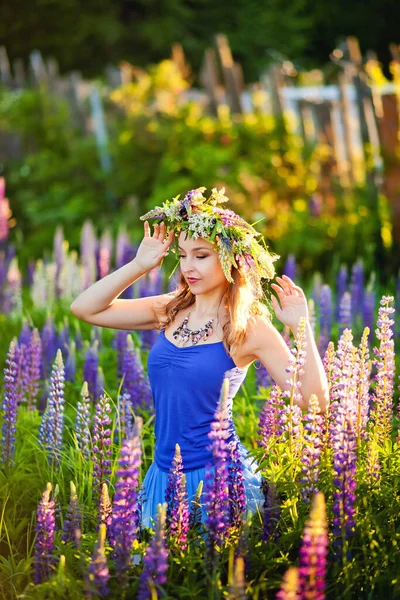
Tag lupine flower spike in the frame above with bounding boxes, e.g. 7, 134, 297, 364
84, 523, 110, 598
300, 394, 324, 504
1, 339, 18, 467
204, 378, 232, 561
282, 317, 307, 457
227, 555, 247, 600
370, 296, 395, 439
92, 393, 112, 504
62, 481, 83, 547
34, 482, 56, 584
110, 417, 143, 587
75, 381, 92, 459
165, 443, 190, 551
298, 492, 328, 600
276, 566, 300, 600
138, 502, 169, 600
38, 349, 65, 468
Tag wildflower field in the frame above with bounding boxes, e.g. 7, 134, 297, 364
1, 214, 400, 600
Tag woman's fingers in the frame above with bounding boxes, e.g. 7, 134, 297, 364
144, 221, 150, 237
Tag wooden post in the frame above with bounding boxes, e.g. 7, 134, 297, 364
199, 48, 223, 117
215, 33, 242, 114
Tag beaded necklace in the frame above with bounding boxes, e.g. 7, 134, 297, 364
172, 311, 215, 346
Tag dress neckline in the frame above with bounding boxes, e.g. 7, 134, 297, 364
161, 329, 224, 349
159, 330, 248, 372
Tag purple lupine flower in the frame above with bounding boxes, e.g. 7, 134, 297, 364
83, 340, 100, 402
300, 395, 324, 504
25, 328, 42, 411
99, 482, 113, 533
283, 254, 296, 282
336, 265, 348, 321
1, 339, 18, 467
121, 335, 153, 411
318, 284, 332, 357
261, 479, 280, 543
75, 382, 92, 459
189, 480, 204, 529
110, 418, 143, 587
227, 439, 246, 532
338, 292, 352, 338
117, 392, 135, 443
137, 503, 169, 600
14, 341, 29, 406
298, 492, 328, 599
38, 349, 65, 468
350, 258, 365, 323
114, 330, 129, 382
92, 394, 112, 503
140, 329, 160, 352
328, 329, 358, 446
254, 360, 273, 392
19, 320, 32, 347
41, 316, 58, 380
34, 482, 56, 584
84, 523, 110, 598
96, 366, 105, 403
62, 481, 82, 547
164, 443, 190, 551
370, 296, 395, 439
74, 322, 83, 351
356, 327, 371, 441
64, 340, 76, 382
282, 317, 307, 456
331, 406, 357, 559
276, 566, 299, 600
204, 379, 232, 559
258, 385, 286, 448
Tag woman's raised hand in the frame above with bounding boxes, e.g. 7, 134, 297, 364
134, 221, 175, 272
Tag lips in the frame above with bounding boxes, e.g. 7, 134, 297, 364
187, 278, 200, 283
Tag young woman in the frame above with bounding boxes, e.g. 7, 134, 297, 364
70, 187, 329, 529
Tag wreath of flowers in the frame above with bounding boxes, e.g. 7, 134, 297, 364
140, 186, 280, 287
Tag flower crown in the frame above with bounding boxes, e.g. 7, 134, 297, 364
140, 187, 279, 287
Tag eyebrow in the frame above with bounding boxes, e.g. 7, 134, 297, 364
178, 246, 211, 251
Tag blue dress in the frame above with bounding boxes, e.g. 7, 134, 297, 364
139, 328, 264, 529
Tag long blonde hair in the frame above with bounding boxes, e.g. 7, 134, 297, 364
152, 265, 272, 357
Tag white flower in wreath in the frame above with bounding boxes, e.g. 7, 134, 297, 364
187, 212, 216, 239
164, 198, 183, 221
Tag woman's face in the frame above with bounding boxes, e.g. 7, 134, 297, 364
178, 232, 228, 294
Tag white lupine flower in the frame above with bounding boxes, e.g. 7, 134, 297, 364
164, 199, 183, 221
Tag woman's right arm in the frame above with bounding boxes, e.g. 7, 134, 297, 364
70, 221, 176, 330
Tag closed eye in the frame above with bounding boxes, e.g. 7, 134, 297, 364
178, 255, 207, 259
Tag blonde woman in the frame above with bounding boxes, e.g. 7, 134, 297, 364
70, 187, 329, 529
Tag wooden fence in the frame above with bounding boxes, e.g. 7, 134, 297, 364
1, 35, 400, 241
